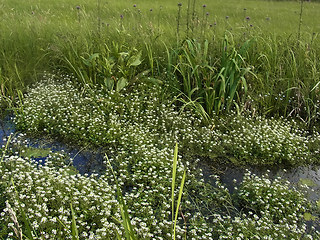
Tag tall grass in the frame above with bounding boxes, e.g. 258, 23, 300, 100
0, 0, 320, 124
245, 34, 320, 125
167, 35, 253, 119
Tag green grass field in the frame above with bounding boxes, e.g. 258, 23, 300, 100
1, 0, 320, 121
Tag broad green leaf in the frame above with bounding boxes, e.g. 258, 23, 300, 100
20, 147, 51, 159
143, 77, 163, 85
304, 212, 316, 221
88, 53, 100, 61
104, 77, 114, 91
299, 178, 317, 187
128, 52, 142, 67
82, 53, 99, 66
116, 77, 128, 92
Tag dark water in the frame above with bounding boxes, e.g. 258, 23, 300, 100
0, 116, 106, 175
199, 158, 320, 200
198, 159, 320, 230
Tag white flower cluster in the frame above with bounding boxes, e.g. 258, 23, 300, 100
10, 73, 219, 238
0, 153, 122, 239
216, 114, 320, 165
2, 73, 318, 239
14, 73, 217, 153
214, 171, 320, 239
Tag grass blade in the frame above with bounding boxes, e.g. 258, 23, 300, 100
171, 143, 187, 239
172, 143, 178, 224
106, 155, 136, 240
70, 203, 79, 240
0, 134, 11, 165
11, 179, 36, 240
173, 170, 186, 240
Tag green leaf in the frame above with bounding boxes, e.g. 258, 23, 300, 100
128, 52, 142, 67
82, 53, 99, 66
174, 169, 186, 240
106, 155, 137, 240
104, 77, 114, 91
116, 77, 128, 92
20, 147, 51, 159
1, 135, 11, 164
299, 178, 317, 187
143, 77, 163, 85
303, 212, 316, 221
171, 143, 178, 222
70, 203, 79, 240
228, 156, 239, 165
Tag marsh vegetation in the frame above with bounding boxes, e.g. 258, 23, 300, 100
1, 0, 320, 239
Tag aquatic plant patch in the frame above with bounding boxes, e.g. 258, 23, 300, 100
14, 73, 320, 167
212, 171, 319, 239
215, 113, 320, 166
11, 74, 227, 238
0, 145, 319, 239
5, 72, 320, 238
0, 134, 230, 239
14, 73, 218, 157
0, 153, 124, 239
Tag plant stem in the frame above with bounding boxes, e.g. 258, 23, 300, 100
186, 0, 191, 37
191, 0, 196, 33
97, 0, 101, 39
177, 4, 182, 43
297, 0, 303, 45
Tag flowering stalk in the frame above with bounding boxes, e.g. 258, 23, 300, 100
297, 0, 304, 45
177, 3, 182, 42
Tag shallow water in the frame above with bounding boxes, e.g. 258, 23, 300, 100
0, 116, 106, 175
2, 115, 320, 229
199, 158, 320, 201
3, 115, 320, 196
